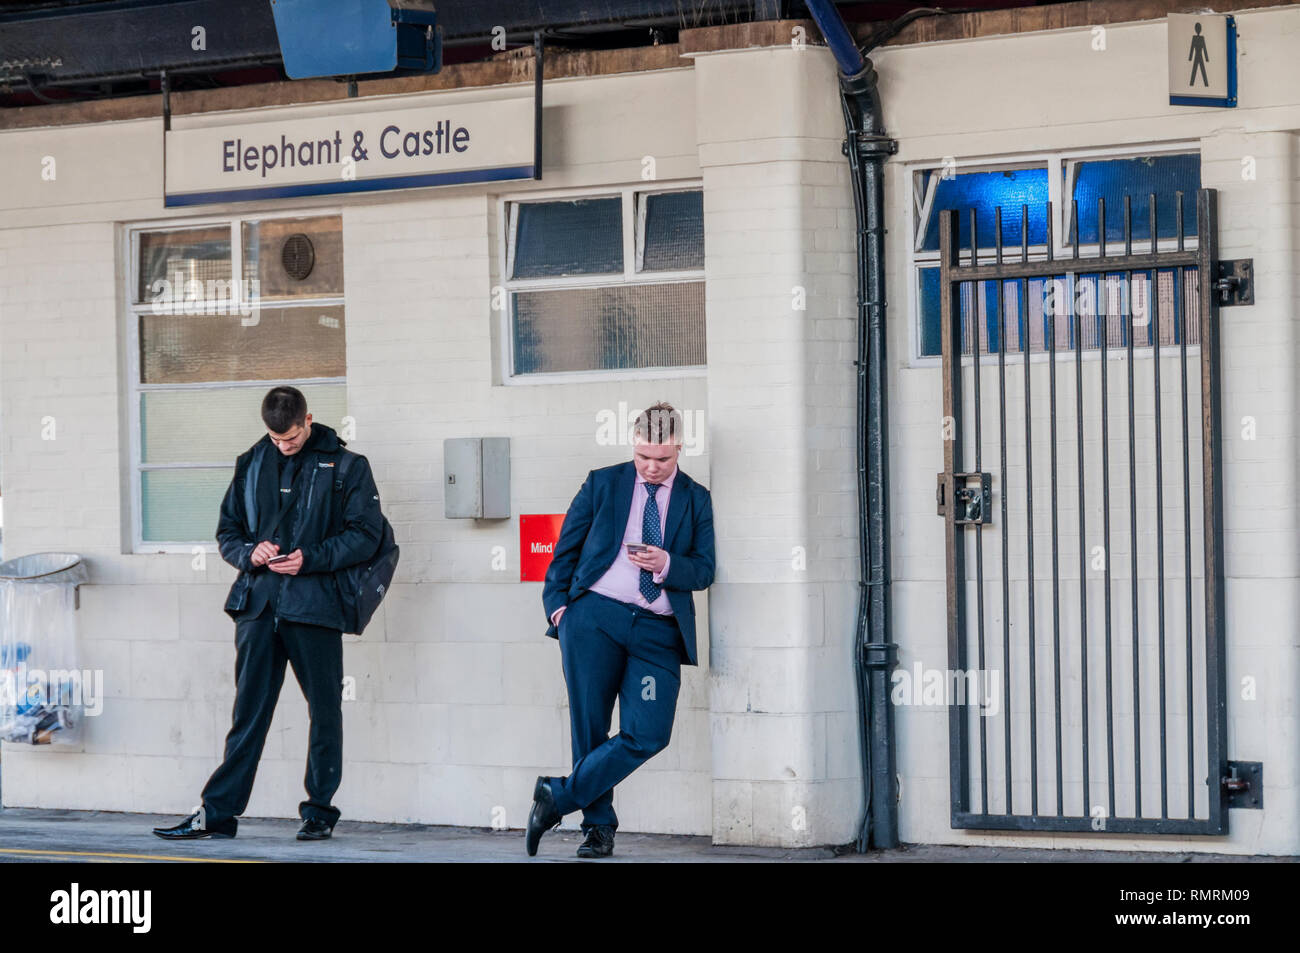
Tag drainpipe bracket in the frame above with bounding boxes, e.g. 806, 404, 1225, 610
860, 640, 898, 671
843, 133, 897, 159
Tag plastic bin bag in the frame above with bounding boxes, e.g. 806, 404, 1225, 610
0, 553, 88, 745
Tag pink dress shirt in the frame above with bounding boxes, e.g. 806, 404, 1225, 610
551, 465, 677, 627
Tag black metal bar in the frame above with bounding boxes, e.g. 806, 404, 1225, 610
1099, 197, 1117, 822
996, 207, 1013, 815
970, 207, 988, 816
160, 68, 170, 132
940, 208, 969, 820
160, 68, 170, 197
1072, 200, 1090, 818
533, 31, 544, 180
949, 250, 1198, 282
1021, 203, 1038, 817
1150, 193, 1169, 820
1176, 192, 1195, 820
1125, 194, 1142, 818
1198, 189, 1229, 834
952, 812, 1218, 834
1046, 201, 1064, 816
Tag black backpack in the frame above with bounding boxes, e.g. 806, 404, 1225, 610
332, 452, 400, 635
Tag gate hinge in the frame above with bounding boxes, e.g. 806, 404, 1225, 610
1213, 259, 1253, 306
936, 472, 992, 524
1221, 761, 1262, 809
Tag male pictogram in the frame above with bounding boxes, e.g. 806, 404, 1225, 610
1188, 22, 1209, 87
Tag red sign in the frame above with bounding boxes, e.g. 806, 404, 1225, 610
520, 514, 566, 581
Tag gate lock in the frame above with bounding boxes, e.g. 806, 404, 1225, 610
1213, 259, 1254, 307
936, 472, 992, 525
1221, 761, 1263, 810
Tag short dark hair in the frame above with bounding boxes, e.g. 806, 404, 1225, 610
633, 401, 683, 444
261, 386, 308, 434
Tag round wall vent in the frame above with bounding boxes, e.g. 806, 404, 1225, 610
281, 234, 316, 281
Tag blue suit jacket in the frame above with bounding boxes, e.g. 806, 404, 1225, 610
542, 460, 715, 666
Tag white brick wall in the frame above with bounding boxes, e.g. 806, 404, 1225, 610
0, 71, 713, 836
3, 7, 1300, 854
694, 46, 863, 847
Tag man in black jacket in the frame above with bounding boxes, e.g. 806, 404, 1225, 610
153, 385, 384, 842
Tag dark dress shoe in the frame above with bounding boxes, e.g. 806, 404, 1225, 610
152, 811, 236, 840
576, 825, 615, 858
525, 775, 563, 856
297, 817, 333, 840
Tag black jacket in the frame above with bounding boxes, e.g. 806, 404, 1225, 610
216, 422, 384, 629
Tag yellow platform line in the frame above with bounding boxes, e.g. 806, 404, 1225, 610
0, 847, 263, 863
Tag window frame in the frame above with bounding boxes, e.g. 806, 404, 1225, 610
124, 209, 346, 553
497, 180, 707, 384
906, 142, 1201, 367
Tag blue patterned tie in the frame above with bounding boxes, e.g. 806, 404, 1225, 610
638, 483, 663, 603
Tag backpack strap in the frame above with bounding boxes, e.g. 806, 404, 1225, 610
336, 451, 354, 484
329, 451, 356, 534
243, 441, 269, 537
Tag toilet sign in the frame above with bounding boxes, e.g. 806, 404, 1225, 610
1168, 13, 1237, 108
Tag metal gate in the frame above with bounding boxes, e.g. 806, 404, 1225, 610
937, 188, 1236, 834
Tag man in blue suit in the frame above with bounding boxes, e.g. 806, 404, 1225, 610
527, 402, 714, 858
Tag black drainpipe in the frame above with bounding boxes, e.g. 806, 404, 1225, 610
804, 1, 947, 852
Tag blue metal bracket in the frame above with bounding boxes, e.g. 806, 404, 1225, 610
270, 0, 442, 80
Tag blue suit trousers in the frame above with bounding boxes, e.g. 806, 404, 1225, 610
550, 590, 683, 830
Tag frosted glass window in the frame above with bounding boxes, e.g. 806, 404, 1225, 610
512, 198, 623, 278
640, 190, 704, 271
1068, 154, 1200, 244
918, 168, 1049, 252
141, 384, 348, 464
242, 215, 344, 300
141, 468, 235, 543
139, 305, 346, 384
504, 187, 705, 377
131, 214, 346, 546
513, 282, 705, 374
136, 226, 232, 304
918, 268, 1200, 358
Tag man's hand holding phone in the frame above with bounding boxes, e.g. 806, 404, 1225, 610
250, 540, 280, 567
626, 542, 667, 575
266, 549, 304, 575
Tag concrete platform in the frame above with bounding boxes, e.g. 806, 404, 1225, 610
0, 808, 1291, 863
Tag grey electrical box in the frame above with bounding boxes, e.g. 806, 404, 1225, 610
444, 437, 510, 519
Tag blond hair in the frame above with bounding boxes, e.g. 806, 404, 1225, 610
633, 401, 683, 444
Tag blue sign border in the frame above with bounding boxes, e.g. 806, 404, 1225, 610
164, 163, 535, 208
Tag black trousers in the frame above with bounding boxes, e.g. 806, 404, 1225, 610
201, 604, 344, 826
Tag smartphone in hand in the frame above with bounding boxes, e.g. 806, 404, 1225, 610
267, 553, 291, 564
625, 543, 649, 554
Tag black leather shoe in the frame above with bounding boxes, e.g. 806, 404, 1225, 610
525, 776, 563, 856
297, 817, 333, 840
576, 825, 615, 858
152, 810, 236, 840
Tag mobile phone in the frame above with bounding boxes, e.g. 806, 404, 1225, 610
624, 543, 649, 554
267, 553, 290, 564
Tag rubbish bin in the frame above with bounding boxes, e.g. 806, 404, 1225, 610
0, 553, 87, 746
